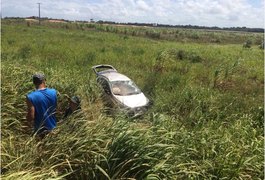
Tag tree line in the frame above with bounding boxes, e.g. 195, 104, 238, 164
3, 16, 264, 33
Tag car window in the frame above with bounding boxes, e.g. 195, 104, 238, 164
111, 80, 141, 96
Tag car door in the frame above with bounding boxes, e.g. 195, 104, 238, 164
97, 77, 115, 107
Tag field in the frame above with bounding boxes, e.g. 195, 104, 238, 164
1, 20, 264, 179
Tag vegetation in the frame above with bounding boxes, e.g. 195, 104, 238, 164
3, 18, 264, 45
4, 17, 265, 33
1, 20, 264, 179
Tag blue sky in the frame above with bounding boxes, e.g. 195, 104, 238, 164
249, 0, 262, 7
2, 0, 264, 28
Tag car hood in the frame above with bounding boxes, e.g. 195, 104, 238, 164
114, 93, 149, 108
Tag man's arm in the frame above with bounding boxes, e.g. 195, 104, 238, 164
26, 97, 35, 128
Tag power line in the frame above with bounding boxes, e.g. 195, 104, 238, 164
37, 3, 41, 25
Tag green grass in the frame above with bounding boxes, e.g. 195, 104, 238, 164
1, 22, 264, 179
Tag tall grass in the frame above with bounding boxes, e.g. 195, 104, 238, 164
1, 23, 264, 179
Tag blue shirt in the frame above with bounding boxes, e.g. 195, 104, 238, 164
27, 88, 57, 133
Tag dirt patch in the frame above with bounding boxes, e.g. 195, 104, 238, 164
25, 19, 38, 22
48, 20, 66, 23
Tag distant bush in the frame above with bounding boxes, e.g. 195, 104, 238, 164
177, 50, 185, 60
86, 23, 96, 28
132, 30, 137, 36
106, 26, 111, 32
123, 35, 129, 40
168, 49, 203, 63
26, 21, 31, 27
7, 39, 15, 45
211, 38, 221, 43
190, 32, 200, 39
259, 41, 264, 49
243, 40, 252, 48
64, 24, 70, 29
189, 53, 203, 63
147, 31, 161, 39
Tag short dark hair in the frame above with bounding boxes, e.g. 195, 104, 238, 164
33, 73, 45, 85
70, 96, 81, 104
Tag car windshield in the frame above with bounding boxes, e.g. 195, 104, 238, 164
111, 80, 141, 96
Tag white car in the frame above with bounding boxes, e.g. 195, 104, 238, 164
92, 64, 150, 117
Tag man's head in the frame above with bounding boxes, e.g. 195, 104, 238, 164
33, 73, 46, 87
70, 96, 81, 105
69, 96, 81, 111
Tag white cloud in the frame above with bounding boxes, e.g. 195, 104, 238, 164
1, 0, 264, 28
136, 0, 151, 11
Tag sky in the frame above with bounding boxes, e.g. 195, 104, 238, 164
2, 0, 264, 28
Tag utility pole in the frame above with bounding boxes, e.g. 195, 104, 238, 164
37, 3, 41, 25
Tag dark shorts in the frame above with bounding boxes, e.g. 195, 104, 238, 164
34, 127, 52, 139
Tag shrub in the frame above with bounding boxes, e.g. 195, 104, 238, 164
26, 21, 31, 27
259, 41, 264, 49
243, 40, 252, 48
177, 50, 186, 60
7, 39, 15, 45
148, 31, 161, 39
190, 32, 199, 39
188, 52, 203, 63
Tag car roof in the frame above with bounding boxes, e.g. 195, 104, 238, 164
98, 70, 131, 82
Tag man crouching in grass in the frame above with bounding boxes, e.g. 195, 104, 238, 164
26, 73, 57, 138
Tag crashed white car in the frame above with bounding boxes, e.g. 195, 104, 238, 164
92, 64, 150, 117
